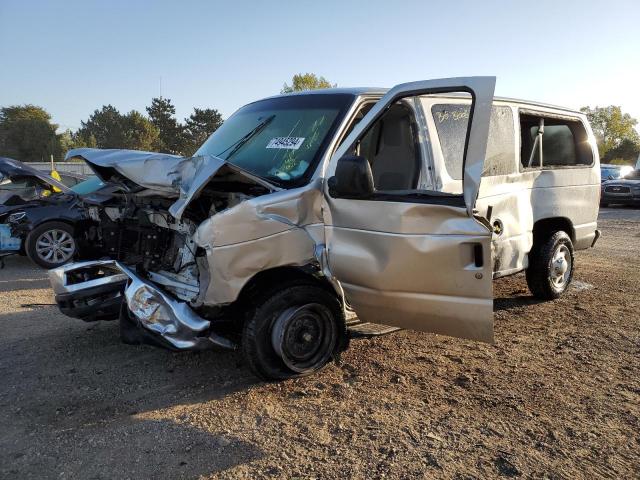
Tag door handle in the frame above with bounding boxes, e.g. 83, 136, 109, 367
473, 244, 484, 268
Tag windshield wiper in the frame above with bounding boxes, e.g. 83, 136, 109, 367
216, 114, 276, 160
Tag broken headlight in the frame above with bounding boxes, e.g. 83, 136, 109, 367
128, 286, 172, 327
7, 211, 26, 223
88, 206, 101, 222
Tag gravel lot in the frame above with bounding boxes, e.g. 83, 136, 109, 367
1, 208, 638, 479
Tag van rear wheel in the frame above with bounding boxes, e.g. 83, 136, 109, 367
526, 231, 574, 300
242, 283, 346, 381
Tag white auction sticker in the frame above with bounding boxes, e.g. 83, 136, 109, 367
266, 137, 305, 150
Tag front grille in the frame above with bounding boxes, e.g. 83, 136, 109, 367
605, 186, 631, 194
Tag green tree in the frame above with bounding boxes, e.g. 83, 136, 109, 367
604, 138, 640, 164
580, 106, 640, 160
58, 129, 95, 155
76, 106, 160, 152
76, 105, 126, 148
183, 107, 223, 156
121, 111, 161, 151
146, 97, 185, 154
60, 129, 97, 152
281, 73, 336, 94
0, 105, 64, 161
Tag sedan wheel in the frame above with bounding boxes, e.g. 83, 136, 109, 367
25, 221, 78, 269
36, 229, 76, 265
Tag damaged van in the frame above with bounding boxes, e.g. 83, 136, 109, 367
49, 77, 600, 380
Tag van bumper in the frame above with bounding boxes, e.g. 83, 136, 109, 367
49, 260, 235, 351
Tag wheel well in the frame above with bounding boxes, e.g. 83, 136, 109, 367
33, 218, 76, 231
236, 265, 339, 307
532, 217, 574, 244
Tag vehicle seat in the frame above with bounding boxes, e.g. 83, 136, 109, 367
370, 112, 419, 190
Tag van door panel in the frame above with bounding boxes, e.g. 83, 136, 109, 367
324, 77, 496, 343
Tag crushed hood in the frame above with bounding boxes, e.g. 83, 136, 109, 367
66, 148, 279, 219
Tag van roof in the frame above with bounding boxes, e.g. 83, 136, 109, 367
271, 87, 584, 116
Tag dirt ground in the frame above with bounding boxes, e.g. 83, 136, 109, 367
0, 208, 638, 479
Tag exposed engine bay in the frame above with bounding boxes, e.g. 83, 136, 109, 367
83, 156, 273, 305
67, 149, 273, 305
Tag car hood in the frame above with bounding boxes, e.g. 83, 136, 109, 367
65, 148, 279, 219
602, 178, 640, 187
0, 157, 73, 194
0, 193, 76, 219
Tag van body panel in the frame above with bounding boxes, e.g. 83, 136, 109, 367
324, 77, 496, 343
421, 97, 600, 277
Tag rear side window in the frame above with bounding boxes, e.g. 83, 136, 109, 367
431, 104, 515, 179
520, 113, 592, 169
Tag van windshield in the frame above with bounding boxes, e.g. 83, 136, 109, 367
196, 93, 355, 187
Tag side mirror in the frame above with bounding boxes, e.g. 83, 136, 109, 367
327, 155, 374, 199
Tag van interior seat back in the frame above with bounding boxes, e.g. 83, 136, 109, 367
370, 106, 419, 190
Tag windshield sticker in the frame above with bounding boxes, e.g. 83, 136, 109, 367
266, 137, 305, 150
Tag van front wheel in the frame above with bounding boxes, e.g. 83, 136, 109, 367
526, 231, 574, 300
242, 283, 346, 381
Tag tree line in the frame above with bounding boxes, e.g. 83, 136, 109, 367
0, 73, 334, 163
0, 97, 223, 162
2, 72, 638, 165
580, 106, 640, 164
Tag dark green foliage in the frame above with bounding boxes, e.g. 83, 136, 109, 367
281, 73, 336, 94
0, 105, 64, 161
146, 97, 185, 154
580, 105, 640, 162
75, 106, 160, 152
183, 107, 223, 156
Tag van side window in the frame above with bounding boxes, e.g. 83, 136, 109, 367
431, 104, 515, 178
356, 101, 421, 190
483, 107, 515, 176
520, 113, 592, 169
520, 115, 542, 168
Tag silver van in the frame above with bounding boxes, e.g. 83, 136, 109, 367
49, 77, 600, 380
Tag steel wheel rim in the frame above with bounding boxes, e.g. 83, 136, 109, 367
271, 303, 337, 373
550, 244, 571, 289
36, 229, 75, 264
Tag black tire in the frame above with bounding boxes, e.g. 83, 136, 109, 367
600, 203, 609, 208
526, 230, 574, 300
25, 221, 77, 269
242, 282, 347, 381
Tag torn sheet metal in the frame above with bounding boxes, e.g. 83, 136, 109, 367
66, 148, 278, 220
194, 179, 324, 248
193, 181, 328, 305
199, 227, 319, 305
49, 259, 235, 350
168, 159, 278, 220
49, 259, 128, 295
66, 148, 184, 193
120, 262, 234, 350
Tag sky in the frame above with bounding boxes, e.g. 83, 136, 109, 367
1, 0, 639, 132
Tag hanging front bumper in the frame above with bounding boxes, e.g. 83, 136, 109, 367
49, 260, 235, 350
